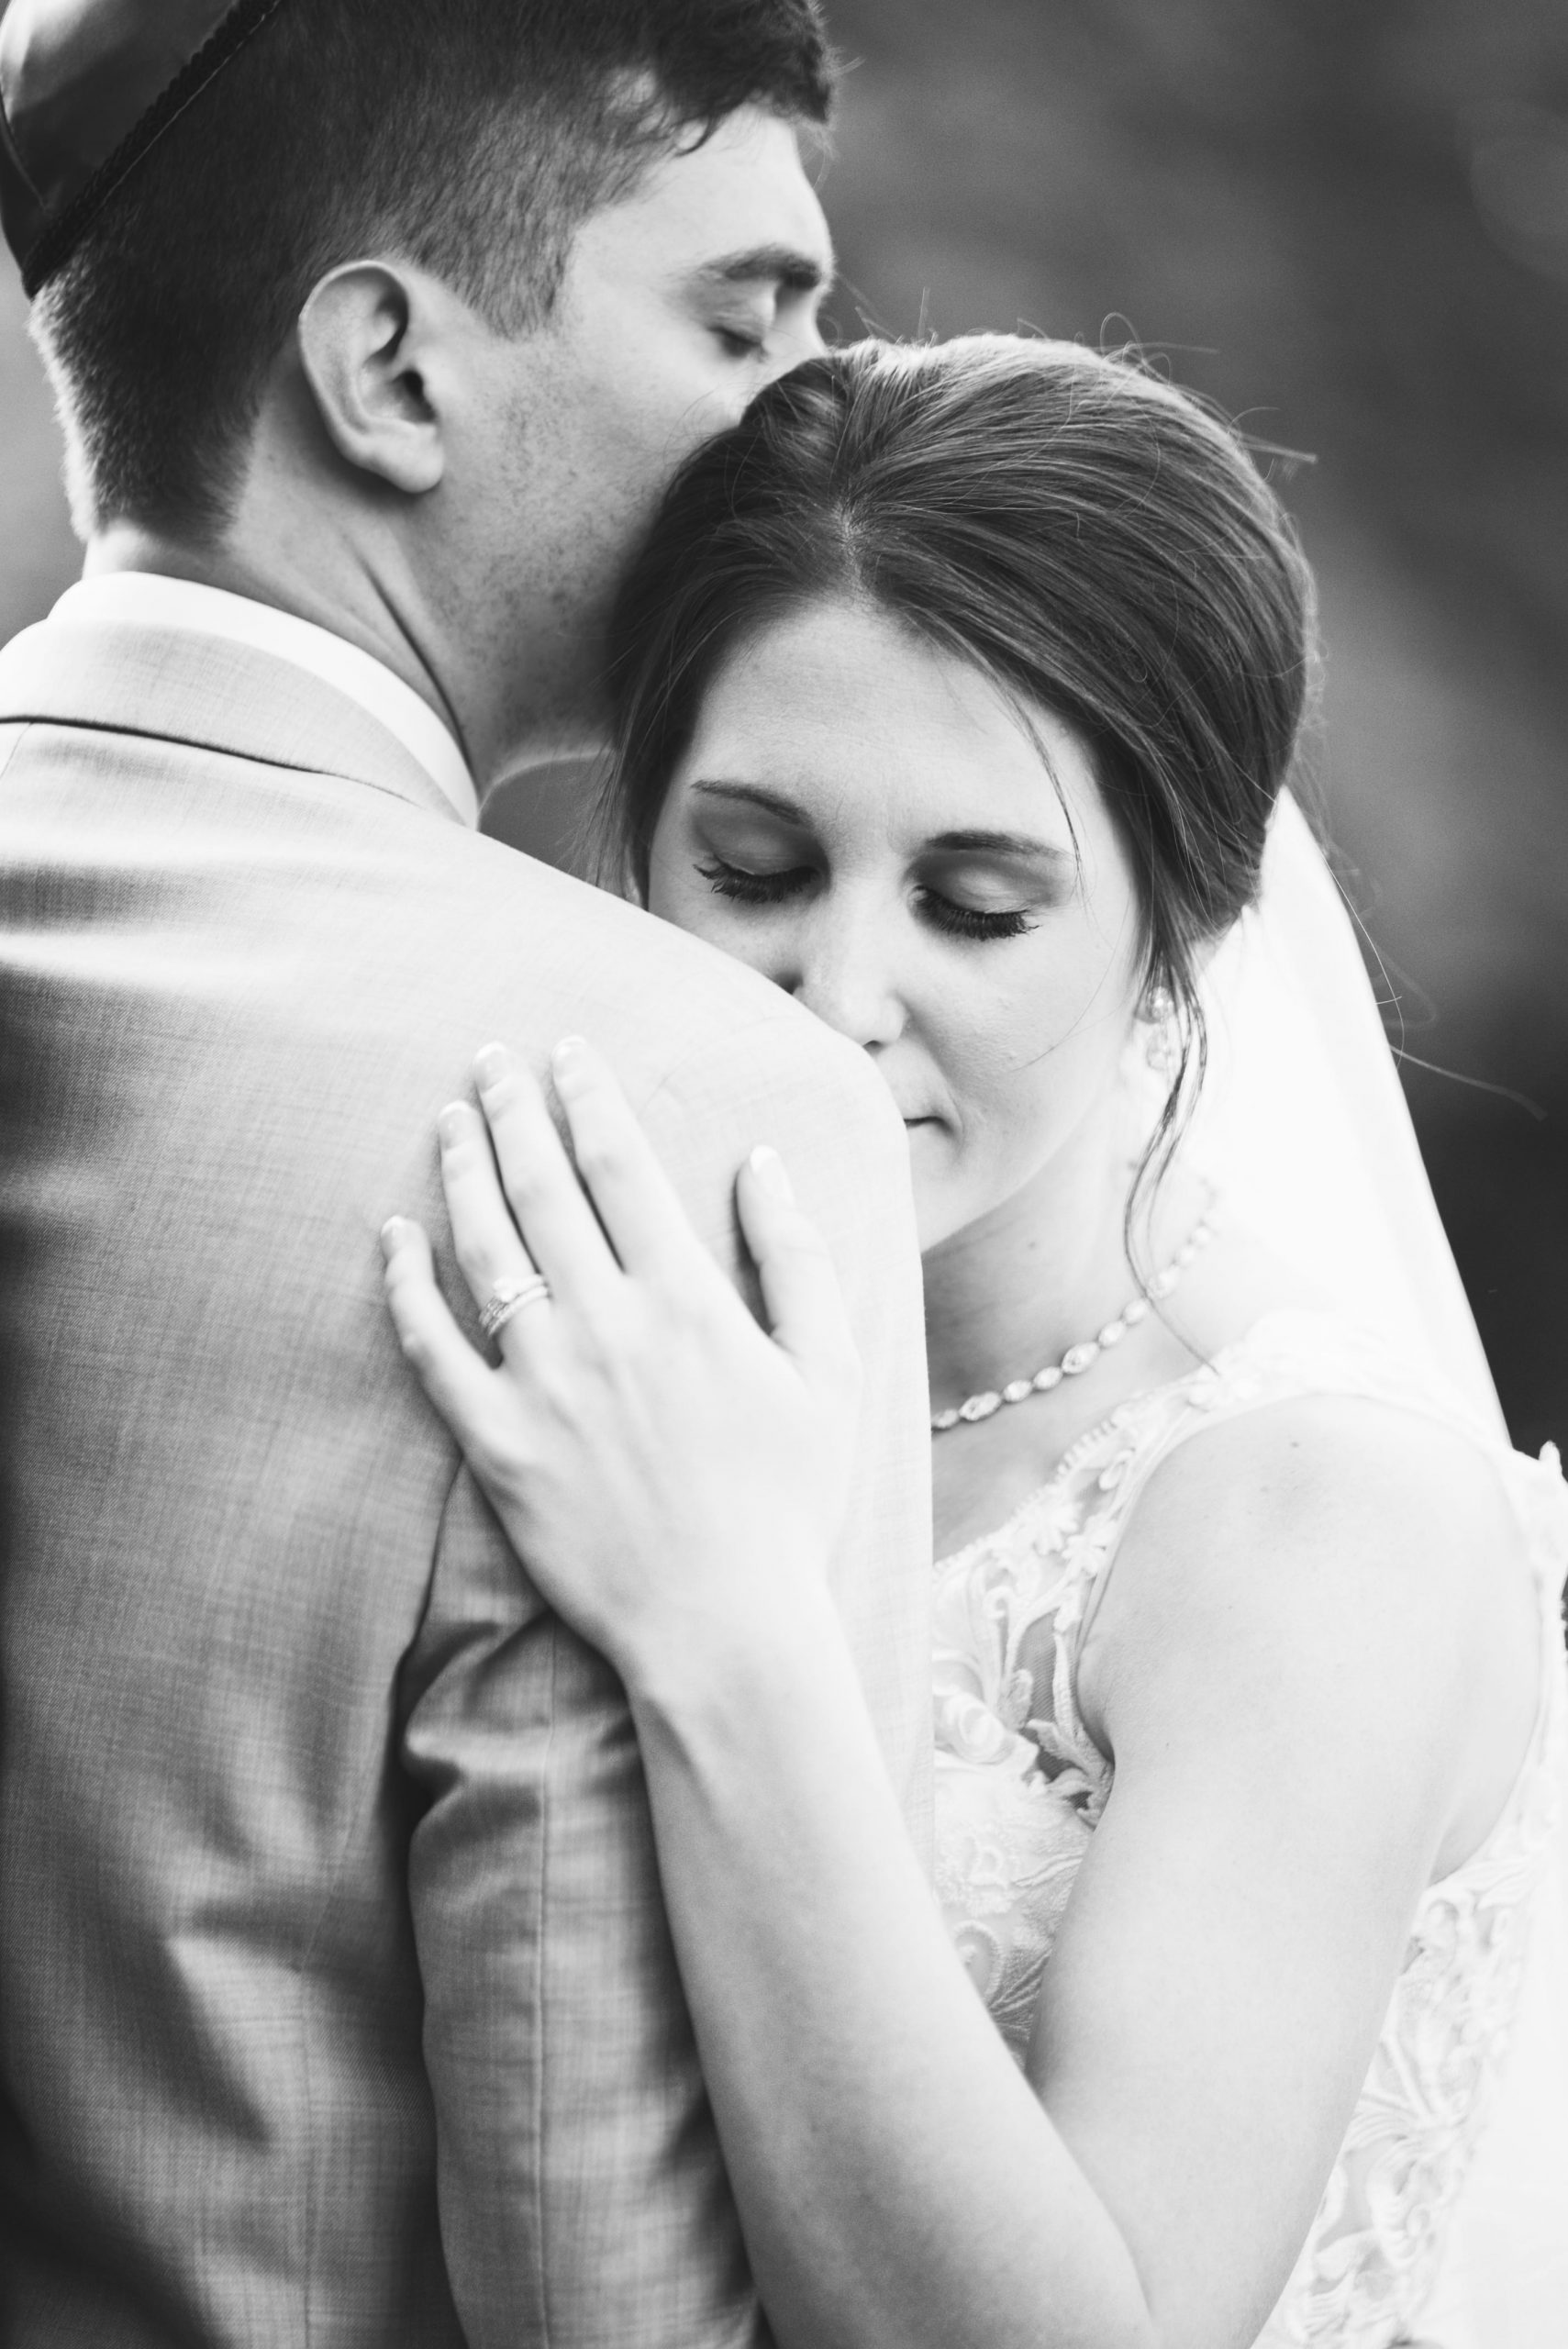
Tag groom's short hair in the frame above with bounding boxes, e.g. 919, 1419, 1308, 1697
32, 0, 834, 540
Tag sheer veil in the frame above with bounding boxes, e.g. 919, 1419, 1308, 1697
1187, 789, 1507, 1439
1201, 801, 1568, 2344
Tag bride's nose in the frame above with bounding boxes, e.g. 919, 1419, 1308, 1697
783, 915, 908, 1052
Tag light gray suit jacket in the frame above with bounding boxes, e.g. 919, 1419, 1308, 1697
0, 616, 932, 2347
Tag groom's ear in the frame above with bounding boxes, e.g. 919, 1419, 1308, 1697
295, 261, 461, 497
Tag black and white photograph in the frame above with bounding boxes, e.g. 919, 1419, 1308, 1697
2, 3, 1566, 2343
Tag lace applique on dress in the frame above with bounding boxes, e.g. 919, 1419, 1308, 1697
931, 1475, 1106, 2048
930, 1311, 1568, 2348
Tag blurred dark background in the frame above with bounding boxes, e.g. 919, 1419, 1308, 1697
3, 0, 1564, 1445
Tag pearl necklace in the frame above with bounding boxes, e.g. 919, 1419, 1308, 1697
930, 1208, 1218, 1433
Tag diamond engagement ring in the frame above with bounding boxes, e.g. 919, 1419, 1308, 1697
478, 1273, 551, 1341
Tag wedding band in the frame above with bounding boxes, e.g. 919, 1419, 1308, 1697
479, 1273, 550, 1341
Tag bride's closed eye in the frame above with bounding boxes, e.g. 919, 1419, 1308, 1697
918, 893, 1036, 943
695, 853, 814, 906
694, 855, 1037, 942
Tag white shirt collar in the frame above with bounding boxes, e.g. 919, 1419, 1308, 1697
51, 573, 479, 828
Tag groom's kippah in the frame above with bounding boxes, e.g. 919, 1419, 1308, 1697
0, 0, 290, 295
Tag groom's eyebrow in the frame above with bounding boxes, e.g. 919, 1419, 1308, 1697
693, 241, 835, 296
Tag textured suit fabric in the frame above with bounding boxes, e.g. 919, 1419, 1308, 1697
0, 616, 933, 2347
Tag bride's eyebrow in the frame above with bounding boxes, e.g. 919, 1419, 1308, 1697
689, 782, 812, 824
924, 829, 1073, 867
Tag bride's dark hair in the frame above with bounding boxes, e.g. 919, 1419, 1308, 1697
597, 333, 1317, 1201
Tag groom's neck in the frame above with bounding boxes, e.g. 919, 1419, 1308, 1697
83, 517, 470, 747
83, 518, 606, 796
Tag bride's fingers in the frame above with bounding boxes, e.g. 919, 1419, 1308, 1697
737, 1148, 861, 1404
549, 1037, 724, 1286
436, 1101, 546, 1350
381, 1217, 502, 1436
472, 1044, 622, 1304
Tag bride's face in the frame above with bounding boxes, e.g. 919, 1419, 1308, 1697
647, 598, 1146, 1249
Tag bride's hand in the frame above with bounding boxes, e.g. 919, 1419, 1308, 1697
381, 1038, 862, 1695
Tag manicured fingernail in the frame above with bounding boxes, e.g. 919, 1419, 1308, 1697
474, 1042, 509, 1090
749, 1144, 795, 1204
438, 1102, 469, 1147
380, 1217, 412, 1258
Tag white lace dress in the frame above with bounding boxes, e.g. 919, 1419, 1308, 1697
932, 1310, 1568, 2348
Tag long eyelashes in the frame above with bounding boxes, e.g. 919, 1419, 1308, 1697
921, 897, 1035, 942
696, 858, 814, 907
694, 859, 1036, 942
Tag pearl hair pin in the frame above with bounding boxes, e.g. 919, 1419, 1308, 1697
929, 1206, 1218, 1434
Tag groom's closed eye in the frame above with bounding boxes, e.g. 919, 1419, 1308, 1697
688, 242, 834, 352
709, 308, 773, 359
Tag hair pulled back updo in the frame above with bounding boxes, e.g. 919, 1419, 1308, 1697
598, 333, 1317, 1187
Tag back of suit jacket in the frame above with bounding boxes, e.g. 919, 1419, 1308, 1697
0, 616, 931, 2347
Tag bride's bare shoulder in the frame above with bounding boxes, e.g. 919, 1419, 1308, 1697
1135, 1382, 1509, 1553
1081, 1387, 1541, 1863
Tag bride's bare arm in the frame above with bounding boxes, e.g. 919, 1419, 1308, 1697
383, 1039, 1495, 2349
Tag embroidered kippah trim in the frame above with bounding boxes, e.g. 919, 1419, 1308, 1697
23, 0, 293, 295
